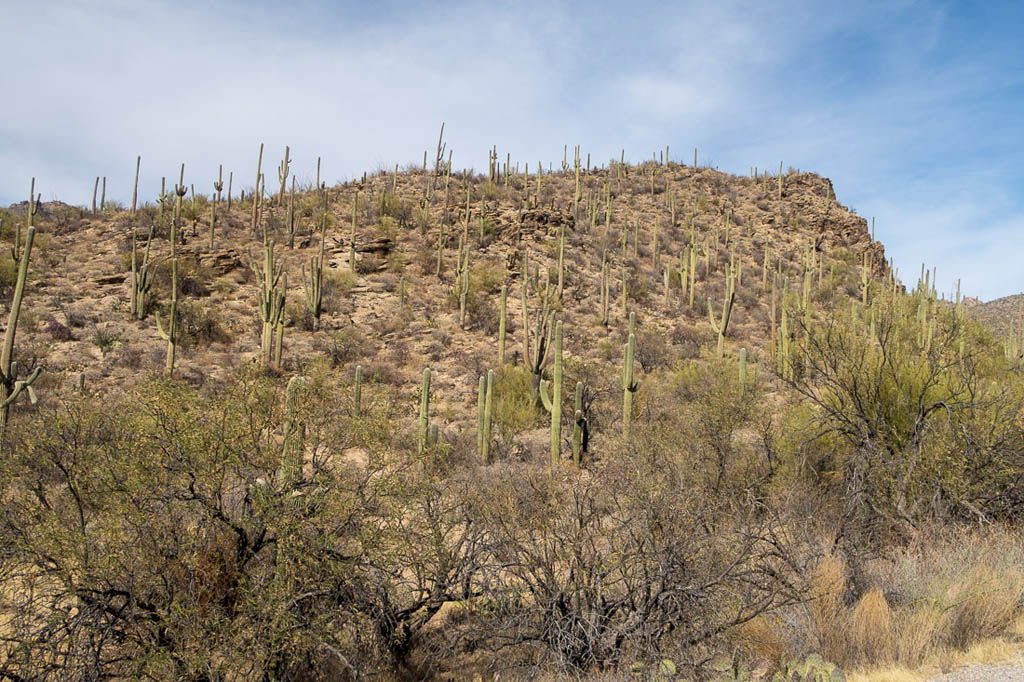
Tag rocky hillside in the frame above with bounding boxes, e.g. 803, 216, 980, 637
969, 293, 1024, 342
0, 155, 887, 454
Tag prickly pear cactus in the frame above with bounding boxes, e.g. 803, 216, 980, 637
772, 654, 843, 682
629, 658, 677, 682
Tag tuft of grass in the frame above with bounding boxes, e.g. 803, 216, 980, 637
757, 526, 1024, 679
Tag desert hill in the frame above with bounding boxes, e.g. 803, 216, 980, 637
0, 152, 889, 452
3, 147, 1024, 681
969, 292, 1024, 342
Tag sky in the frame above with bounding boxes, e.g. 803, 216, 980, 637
2, 0, 1023, 300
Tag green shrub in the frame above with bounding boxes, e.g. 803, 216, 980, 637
492, 364, 540, 451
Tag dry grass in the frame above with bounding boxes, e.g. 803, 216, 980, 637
737, 525, 1024, 679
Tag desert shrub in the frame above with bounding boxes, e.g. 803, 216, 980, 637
447, 262, 505, 334
0, 370, 432, 679
90, 324, 121, 355
287, 301, 317, 332
64, 307, 92, 328
491, 364, 540, 452
455, 453, 800, 674
45, 320, 73, 342
356, 252, 384, 274
669, 321, 712, 359
666, 360, 764, 494
326, 269, 357, 299
0, 257, 17, 298
782, 292, 1024, 536
635, 327, 675, 371
759, 526, 1024, 673
314, 326, 372, 367
172, 299, 231, 349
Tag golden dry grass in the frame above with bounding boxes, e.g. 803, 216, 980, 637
737, 526, 1024, 681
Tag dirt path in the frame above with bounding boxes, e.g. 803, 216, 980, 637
928, 659, 1024, 682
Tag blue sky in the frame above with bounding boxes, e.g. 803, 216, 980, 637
3, 0, 1023, 300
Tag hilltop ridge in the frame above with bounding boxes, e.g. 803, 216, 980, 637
0, 157, 892, 444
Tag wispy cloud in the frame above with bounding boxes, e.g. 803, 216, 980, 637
2, 0, 1022, 299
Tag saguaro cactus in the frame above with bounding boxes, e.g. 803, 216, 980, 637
350, 191, 359, 274
708, 266, 736, 358
418, 368, 431, 454
622, 312, 638, 435
131, 155, 141, 215
129, 226, 155, 320
539, 320, 563, 468
0, 182, 42, 442
477, 369, 494, 463
354, 364, 363, 417
252, 241, 287, 366
155, 258, 179, 375
277, 145, 290, 205
519, 250, 554, 398
251, 143, 264, 232
498, 284, 507, 365
303, 208, 327, 329
572, 381, 588, 465
739, 348, 748, 390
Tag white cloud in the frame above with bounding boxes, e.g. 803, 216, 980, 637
2, 0, 1023, 299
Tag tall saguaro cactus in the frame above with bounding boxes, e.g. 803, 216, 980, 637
477, 369, 494, 463
252, 241, 287, 367
523, 260, 554, 403
708, 266, 736, 359
622, 312, 638, 435
572, 381, 588, 466
354, 364, 363, 417
277, 145, 291, 205
539, 320, 563, 468
350, 191, 359, 274
0, 180, 42, 442
155, 259, 179, 375
303, 205, 327, 330
130, 155, 141, 215
251, 143, 264, 233
418, 368, 431, 454
128, 226, 154, 320
498, 284, 507, 365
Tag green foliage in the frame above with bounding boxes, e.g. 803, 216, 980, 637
492, 364, 541, 450
447, 261, 505, 333
327, 268, 357, 298
0, 257, 17, 294
171, 299, 232, 349
0, 368, 417, 679
781, 290, 1024, 535
313, 327, 371, 367
90, 324, 121, 355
